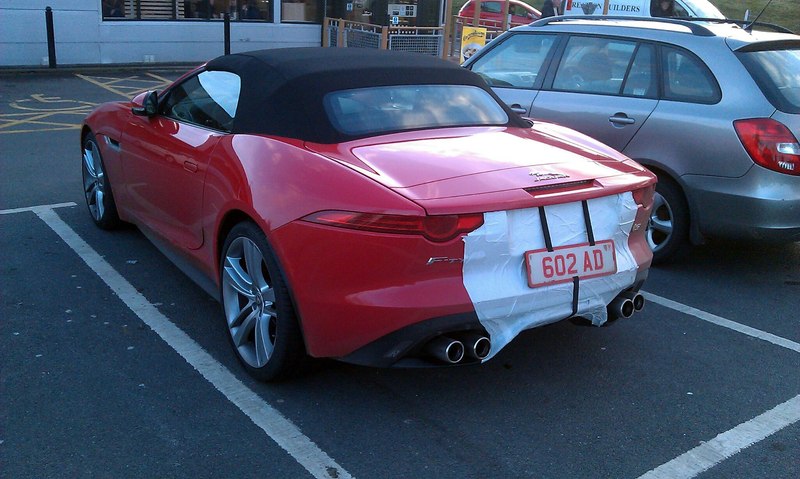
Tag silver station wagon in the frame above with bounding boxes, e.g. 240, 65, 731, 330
465, 16, 800, 262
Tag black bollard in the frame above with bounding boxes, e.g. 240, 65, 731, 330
45, 6, 57, 68
224, 12, 231, 55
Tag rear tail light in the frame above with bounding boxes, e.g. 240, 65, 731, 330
734, 118, 800, 176
302, 211, 485, 242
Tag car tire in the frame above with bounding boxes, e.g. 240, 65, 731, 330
82, 132, 120, 230
220, 222, 306, 381
647, 177, 689, 264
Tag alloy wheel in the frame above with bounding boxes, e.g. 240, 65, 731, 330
647, 191, 673, 252
82, 140, 106, 222
221, 236, 278, 368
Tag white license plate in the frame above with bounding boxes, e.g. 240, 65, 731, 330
525, 240, 617, 288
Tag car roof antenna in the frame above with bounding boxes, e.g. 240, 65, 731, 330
744, 0, 774, 32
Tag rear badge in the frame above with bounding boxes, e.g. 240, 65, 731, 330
529, 171, 569, 182
427, 257, 463, 265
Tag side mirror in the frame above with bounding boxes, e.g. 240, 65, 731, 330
132, 90, 158, 117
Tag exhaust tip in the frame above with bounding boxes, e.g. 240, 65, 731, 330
445, 340, 465, 363
609, 296, 634, 320
425, 336, 465, 364
472, 336, 491, 360
465, 336, 491, 360
632, 293, 645, 312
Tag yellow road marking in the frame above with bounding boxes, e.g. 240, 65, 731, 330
75, 72, 175, 99
0, 94, 95, 134
0, 126, 80, 134
1, 72, 177, 134
145, 72, 175, 84
75, 73, 132, 98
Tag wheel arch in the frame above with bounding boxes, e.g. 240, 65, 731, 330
215, 210, 310, 349
633, 161, 704, 246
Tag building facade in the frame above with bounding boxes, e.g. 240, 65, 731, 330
0, 0, 327, 66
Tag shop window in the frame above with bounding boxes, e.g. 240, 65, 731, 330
281, 0, 322, 23
102, 0, 273, 21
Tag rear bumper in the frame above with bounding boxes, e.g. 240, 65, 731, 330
272, 192, 651, 365
683, 166, 800, 242
340, 312, 484, 368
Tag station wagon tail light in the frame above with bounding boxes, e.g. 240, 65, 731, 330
302, 211, 485, 242
734, 119, 800, 176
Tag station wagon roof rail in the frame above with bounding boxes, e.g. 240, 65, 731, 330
530, 15, 794, 35
530, 15, 715, 36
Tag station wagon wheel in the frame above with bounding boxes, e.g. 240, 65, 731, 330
220, 222, 305, 381
647, 178, 689, 264
82, 132, 119, 230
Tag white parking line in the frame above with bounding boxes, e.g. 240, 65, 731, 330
18, 204, 353, 479
637, 394, 800, 479
0, 202, 77, 215
639, 291, 800, 478
643, 291, 800, 354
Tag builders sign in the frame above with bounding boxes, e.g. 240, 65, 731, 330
563, 0, 648, 16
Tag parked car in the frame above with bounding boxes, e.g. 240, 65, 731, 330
465, 16, 800, 262
81, 47, 655, 381
458, 0, 541, 28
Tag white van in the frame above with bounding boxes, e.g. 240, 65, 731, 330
563, 0, 725, 18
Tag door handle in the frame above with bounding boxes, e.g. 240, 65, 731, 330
183, 161, 198, 173
509, 104, 528, 115
609, 114, 635, 125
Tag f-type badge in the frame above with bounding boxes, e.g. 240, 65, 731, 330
529, 171, 569, 182
427, 257, 463, 265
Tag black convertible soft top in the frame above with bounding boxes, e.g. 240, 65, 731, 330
203, 47, 528, 143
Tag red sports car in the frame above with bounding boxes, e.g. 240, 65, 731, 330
81, 48, 655, 381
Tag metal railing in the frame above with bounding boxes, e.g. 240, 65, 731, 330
323, 18, 444, 57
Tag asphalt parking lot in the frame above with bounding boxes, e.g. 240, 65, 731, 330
1, 67, 798, 479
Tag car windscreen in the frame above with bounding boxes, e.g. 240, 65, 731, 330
737, 46, 800, 114
323, 85, 510, 137
676, 0, 725, 19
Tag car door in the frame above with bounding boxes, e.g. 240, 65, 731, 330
531, 35, 659, 152
467, 33, 562, 116
120, 70, 241, 249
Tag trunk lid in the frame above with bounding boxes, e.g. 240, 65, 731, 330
306, 126, 652, 214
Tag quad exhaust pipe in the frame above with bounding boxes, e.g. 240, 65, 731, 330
425, 333, 491, 364
621, 291, 645, 312
608, 291, 645, 320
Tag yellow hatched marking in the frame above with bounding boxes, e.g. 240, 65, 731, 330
75, 73, 132, 98
76, 72, 175, 99
0, 94, 96, 134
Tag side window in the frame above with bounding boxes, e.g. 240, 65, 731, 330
661, 47, 720, 104
161, 70, 241, 131
510, 5, 530, 17
469, 34, 559, 89
552, 36, 637, 95
622, 43, 657, 98
482, 2, 502, 14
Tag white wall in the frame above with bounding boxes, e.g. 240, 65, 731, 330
0, 0, 322, 66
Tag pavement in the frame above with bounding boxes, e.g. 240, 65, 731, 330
1, 67, 798, 479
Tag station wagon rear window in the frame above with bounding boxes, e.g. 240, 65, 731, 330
323, 85, 509, 136
737, 46, 800, 114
